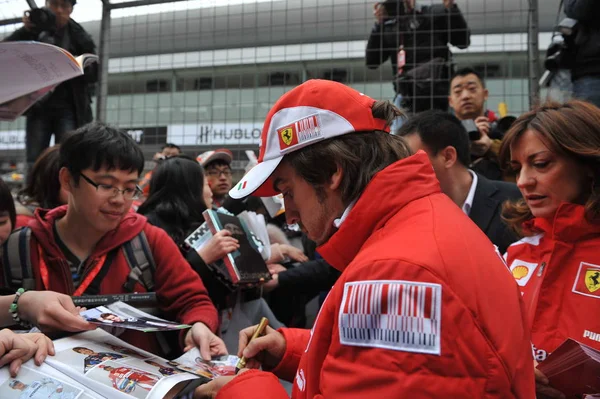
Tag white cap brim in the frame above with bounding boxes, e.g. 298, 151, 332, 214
229, 156, 283, 199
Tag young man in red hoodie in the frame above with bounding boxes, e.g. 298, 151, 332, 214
1, 123, 224, 359
194, 80, 535, 398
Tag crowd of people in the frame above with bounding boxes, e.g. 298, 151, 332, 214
0, 78, 597, 398
0, 0, 599, 398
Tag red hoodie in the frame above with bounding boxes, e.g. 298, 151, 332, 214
1, 205, 218, 354
214, 152, 535, 399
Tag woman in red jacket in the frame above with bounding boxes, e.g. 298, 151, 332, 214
501, 100, 600, 398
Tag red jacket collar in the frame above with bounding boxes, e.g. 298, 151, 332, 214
523, 202, 600, 243
317, 151, 441, 271
30, 205, 148, 259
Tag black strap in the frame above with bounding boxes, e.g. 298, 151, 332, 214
82, 249, 119, 296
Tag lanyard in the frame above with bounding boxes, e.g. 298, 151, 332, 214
38, 246, 107, 296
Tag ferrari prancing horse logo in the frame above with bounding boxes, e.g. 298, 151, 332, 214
586, 270, 600, 293
280, 127, 293, 146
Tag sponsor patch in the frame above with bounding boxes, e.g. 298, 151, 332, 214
572, 262, 600, 299
277, 114, 323, 152
338, 280, 442, 355
509, 259, 539, 287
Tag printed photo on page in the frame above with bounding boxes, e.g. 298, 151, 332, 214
0, 366, 83, 399
172, 348, 238, 379
80, 301, 190, 332
46, 330, 199, 399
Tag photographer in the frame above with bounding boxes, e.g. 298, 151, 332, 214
448, 67, 505, 181
564, 0, 600, 107
3, 0, 97, 171
366, 0, 470, 115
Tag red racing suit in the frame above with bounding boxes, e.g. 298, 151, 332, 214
215, 152, 535, 399
504, 203, 600, 360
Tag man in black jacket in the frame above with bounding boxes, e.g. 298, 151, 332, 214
366, 0, 470, 114
565, 0, 600, 107
398, 110, 521, 253
4, 0, 97, 170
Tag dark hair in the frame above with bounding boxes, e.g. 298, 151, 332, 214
162, 143, 181, 152
0, 178, 16, 229
283, 100, 411, 206
397, 110, 471, 167
138, 156, 208, 245
205, 159, 231, 170
500, 100, 600, 235
18, 145, 62, 209
451, 67, 486, 89
60, 122, 144, 183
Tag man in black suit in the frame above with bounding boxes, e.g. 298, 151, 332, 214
398, 110, 521, 253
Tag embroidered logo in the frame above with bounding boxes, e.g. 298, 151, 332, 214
509, 259, 539, 287
276, 114, 323, 152
573, 262, 600, 299
338, 280, 442, 355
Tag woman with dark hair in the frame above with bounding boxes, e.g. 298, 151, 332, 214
0, 177, 16, 246
137, 156, 240, 309
15, 145, 67, 228
500, 100, 600, 398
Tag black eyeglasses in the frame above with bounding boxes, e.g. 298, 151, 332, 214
80, 173, 142, 200
206, 168, 232, 178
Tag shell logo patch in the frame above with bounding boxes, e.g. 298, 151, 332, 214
509, 259, 538, 287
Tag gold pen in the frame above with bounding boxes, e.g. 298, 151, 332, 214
235, 317, 269, 373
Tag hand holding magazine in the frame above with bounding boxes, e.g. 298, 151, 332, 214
0, 329, 238, 399
184, 210, 272, 285
0, 41, 98, 121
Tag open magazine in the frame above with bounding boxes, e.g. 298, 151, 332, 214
0, 329, 238, 399
0, 41, 98, 121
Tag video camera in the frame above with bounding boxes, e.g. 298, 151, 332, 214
25, 7, 57, 34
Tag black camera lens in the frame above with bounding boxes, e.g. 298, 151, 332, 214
28, 7, 56, 32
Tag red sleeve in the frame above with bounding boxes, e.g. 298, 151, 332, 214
145, 225, 219, 332
271, 328, 310, 382
215, 370, 289, 399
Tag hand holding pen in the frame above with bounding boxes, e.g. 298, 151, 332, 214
236, 318, 287, 372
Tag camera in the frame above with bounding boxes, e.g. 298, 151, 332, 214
461, 119, 481, 141
544, 18, 578, 72
26, 7, 57, 33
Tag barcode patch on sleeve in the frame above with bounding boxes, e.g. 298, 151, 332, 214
338, 280, 442, 355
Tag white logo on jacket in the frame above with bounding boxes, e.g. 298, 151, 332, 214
509, 259, 539, 287
338, 280, 442, 355
295, 369, 306, 392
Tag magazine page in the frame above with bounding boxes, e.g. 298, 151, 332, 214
0, 360, 104, 399
237, 211, 270, 261
0, 84, 56, 121
0, 42, 83, 105
46, 330, 197, 399
80, 301, 191, 332
171, 348, 238, 379
184, 222, 213, 251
